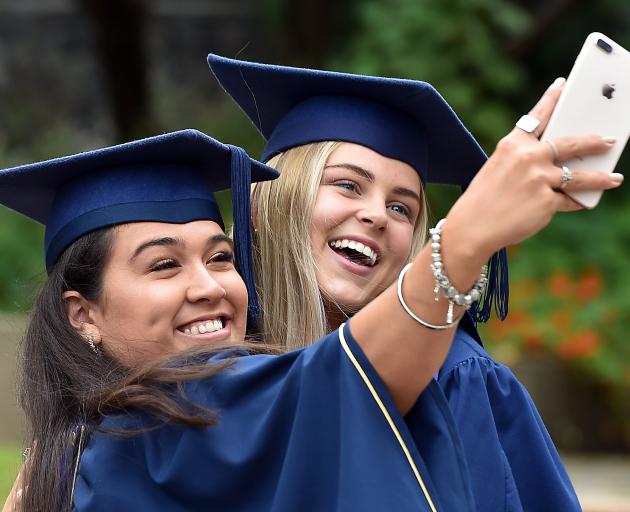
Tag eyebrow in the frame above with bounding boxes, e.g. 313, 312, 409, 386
324, 163, 422, 204
325, 163, 374, 182
129, 233, 234, 263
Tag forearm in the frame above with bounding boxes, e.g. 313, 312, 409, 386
351, 222, 489, 414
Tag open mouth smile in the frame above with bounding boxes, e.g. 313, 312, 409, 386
328, 238, 380, 267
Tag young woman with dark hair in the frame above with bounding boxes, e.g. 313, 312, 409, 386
1, 129, 480, 511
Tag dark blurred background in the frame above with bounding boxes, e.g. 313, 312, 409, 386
1, 0, 629, 457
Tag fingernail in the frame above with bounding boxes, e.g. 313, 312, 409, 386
603, 136, 617, 144
610, 172, 624, 183
551, 77, 566, 88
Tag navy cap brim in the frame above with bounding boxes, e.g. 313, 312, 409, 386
207, 54, 487, 186
0, 129, 278, 227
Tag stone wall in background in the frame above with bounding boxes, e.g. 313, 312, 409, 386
0, 0, 262, 158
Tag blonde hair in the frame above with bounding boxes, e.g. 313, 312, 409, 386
252, 142, 428, 350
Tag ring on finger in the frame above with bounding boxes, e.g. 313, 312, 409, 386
559, 165, 573, 189
515, 114, 541, 135
543, 139, 559, 161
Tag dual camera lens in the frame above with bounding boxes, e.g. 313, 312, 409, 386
597, 38, 613, 53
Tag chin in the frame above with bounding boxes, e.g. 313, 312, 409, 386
325, 287, 376, 312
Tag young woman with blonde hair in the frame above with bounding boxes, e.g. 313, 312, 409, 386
252, 140, 428, 349
208, 54, 622, 511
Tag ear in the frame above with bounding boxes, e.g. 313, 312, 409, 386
62, 291, 102, 345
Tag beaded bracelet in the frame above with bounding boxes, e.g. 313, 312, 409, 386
429, 218, 488, 323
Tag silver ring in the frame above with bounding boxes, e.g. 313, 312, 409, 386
560, 165, 573, 189
515, 114, 541, 135
543, 139, 559, 161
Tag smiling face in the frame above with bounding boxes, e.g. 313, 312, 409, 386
85, 220, 248, 366
311, 143, 423, 312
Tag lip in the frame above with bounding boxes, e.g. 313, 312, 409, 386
328, 245, 375, 277
328, 234, 382, 258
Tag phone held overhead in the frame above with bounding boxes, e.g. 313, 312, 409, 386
541, 32, 630, 208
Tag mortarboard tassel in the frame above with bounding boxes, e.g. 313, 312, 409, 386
470, 247, 509, 323
228, 145, 261, 326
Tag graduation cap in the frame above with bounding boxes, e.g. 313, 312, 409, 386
0, 129, 279, 323
207, 54, 507, 323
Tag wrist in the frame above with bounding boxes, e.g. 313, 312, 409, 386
440, 215, 494, 288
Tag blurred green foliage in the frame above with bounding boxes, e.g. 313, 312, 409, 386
0, 207, 44, 311
0, 444, 21, 503
328, 0, 530, 146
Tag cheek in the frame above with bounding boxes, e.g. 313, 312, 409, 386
311, 190, 345, 234
220, 272, 248, 329
100, 282, 181, 330
229, 276, 248, 311
389, 225, 416, 265
310, 192, 350, 254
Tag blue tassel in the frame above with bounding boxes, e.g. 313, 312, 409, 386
228, 145, 260, 326
470, 247, 509, 323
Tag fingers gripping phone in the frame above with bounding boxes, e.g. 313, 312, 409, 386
541, 32, 630, 208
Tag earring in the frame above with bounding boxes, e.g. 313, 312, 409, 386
86, 336, 99, 355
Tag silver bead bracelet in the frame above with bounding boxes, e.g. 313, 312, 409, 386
429, 218, 488, 323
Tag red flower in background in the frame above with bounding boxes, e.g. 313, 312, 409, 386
557, 330, 601, 359
577, 269, 603, 302
524, 335, 543, 351
551, 309, 573, 332
487, 309, 531, 339
548, 272, 573, 298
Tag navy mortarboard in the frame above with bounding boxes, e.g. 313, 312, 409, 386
0, 129, 278, 321
206, 54, 506, 323
207, 53, 487, 186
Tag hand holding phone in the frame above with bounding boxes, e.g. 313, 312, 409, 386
541, 32, 630, 208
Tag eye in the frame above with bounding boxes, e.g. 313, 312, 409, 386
333, 180, 360, 194
388, 203, 412, 218
207, 250, 235, 265
149, 258, 180, 272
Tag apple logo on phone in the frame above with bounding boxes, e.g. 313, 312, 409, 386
602, 83, 616, 99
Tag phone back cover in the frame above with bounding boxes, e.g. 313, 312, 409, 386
542, 32, 630, 208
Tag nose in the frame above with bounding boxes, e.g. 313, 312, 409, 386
357, 199, 388, 230
186, 264, 227, 304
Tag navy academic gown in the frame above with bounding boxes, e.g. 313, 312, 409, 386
438, 318, 581, 511
73, 323, 475, 511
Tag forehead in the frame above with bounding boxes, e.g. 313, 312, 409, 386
326, 143, 422, 190
111, 220, 226, 252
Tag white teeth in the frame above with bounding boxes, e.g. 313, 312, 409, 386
329, 239, 379, 265
182, 318, 224, 336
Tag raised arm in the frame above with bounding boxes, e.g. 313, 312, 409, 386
350, 78, 621, 413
